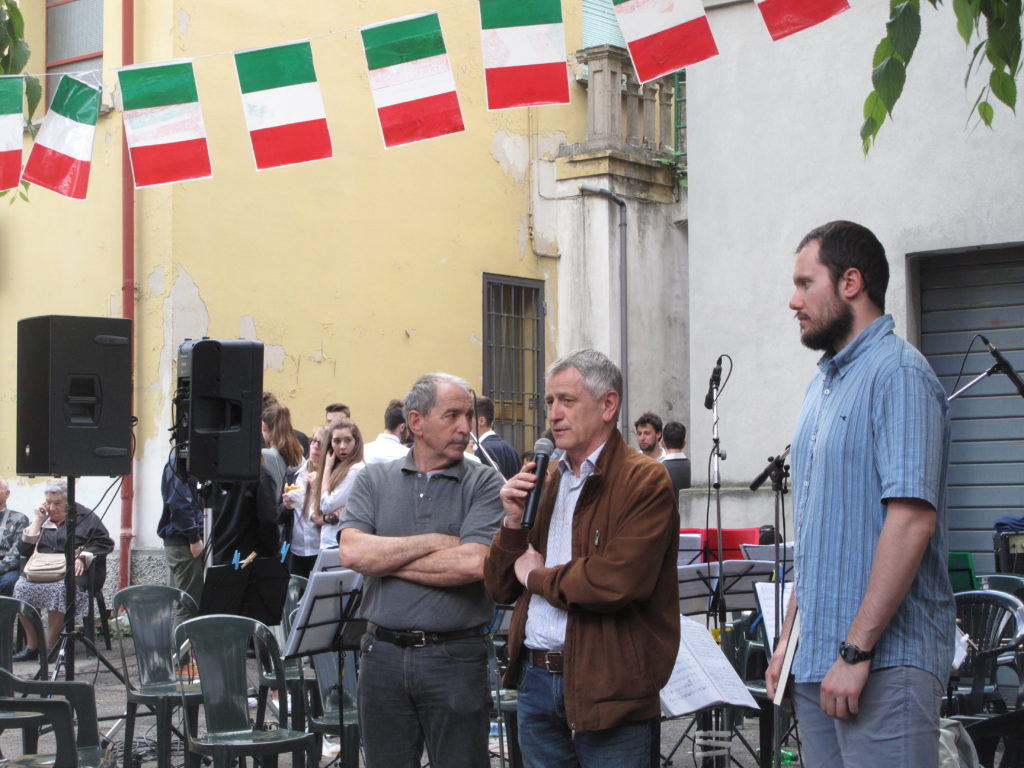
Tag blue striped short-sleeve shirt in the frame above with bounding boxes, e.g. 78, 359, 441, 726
791, 314, 955, 684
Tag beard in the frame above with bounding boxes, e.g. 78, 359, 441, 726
800, 293, 854, 354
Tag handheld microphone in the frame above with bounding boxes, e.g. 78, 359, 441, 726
979, 335, 1024, 399
703, 356, 723, 410
521, 438, 554, 530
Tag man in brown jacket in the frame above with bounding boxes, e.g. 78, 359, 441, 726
483, 349, 679, 767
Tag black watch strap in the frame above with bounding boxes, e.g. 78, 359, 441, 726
839, 641, 874, 664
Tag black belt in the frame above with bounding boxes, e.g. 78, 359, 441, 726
369, 623, 484, 648
528, 648, 565, 674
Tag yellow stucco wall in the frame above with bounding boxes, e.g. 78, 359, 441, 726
0, 0, 585, 548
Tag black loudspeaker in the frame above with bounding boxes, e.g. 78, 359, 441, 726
17, 315, 133, 477
174, 338, 263, 481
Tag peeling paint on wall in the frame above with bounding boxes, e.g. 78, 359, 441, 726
170, 267, 210, 346
147, 265, 166, 298
239, 315, 286, 371
490, 130, 530, 185
177, 9, 191, 38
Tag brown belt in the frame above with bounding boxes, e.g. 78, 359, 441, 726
529, 648, 565, 674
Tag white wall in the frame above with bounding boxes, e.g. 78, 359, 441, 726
686, 0, 1024, 512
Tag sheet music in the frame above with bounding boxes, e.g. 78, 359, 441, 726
754, 581, 793, 655
660, 615, 758, 717
772, 609, 800, 706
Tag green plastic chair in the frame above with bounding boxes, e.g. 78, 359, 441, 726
307, 650, 360, 768
949, 551, 978, 592
0, 596, 50, 755
0, 667, 112, 768
977, 573, 1024, 602
113, 585, 203, 768
174, 614, 317, 768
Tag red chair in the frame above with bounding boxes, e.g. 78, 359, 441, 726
679, 527, 760, 562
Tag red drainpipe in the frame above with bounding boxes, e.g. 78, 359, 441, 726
119, 0, 136, 589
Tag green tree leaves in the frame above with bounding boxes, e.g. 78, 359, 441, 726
863, 0, 1023, 152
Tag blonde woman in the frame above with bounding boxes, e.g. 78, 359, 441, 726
318, 419, 365, 549
281, 424, 329, 576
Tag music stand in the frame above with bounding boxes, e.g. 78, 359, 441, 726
199, 556, 290, 625
741, 544, 794, 582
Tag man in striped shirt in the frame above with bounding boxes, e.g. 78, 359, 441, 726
767, 221, 955, 767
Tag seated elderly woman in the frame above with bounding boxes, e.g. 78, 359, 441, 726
11, 479, 113, 661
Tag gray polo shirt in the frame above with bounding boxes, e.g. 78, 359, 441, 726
340, 452, 504, 632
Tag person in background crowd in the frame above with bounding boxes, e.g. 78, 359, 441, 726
280, 425, 329, 576
13, 480, 114, 661
484, 350, 679, 767
157, 455, 205, 625
634, 411, 665, 460
325, 402, 351, 425
661, 421, 691, 496
766, 221, 954, 767
363, 398, 410, 465
210, 460, 281, 567
340, 373, 504, 768
0, 477, 29, 597
264, 391, 309, 456
262, 403, 304, 502
473, 395, 520, 479
319, 419, 365, 549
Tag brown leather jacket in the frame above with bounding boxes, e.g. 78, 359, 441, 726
483, 429, 679, 731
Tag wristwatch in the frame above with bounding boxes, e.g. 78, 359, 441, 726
838, 641, 874, 664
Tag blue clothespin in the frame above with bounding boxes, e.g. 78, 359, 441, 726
280, 541, 290, 563
232, 550, 241, 570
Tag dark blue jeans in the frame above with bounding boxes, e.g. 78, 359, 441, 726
357, 632, 491, 768
516, 659, 657, 767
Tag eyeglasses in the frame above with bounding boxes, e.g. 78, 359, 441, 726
309, 438, 323, 446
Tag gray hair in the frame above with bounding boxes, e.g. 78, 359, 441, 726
0, 477, 8, 492
44, 479, 68, 499
404, 373, 471, 420
548, 349, 623, 412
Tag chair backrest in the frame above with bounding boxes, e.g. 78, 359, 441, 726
113, 585, 198, 688
954, 589, 1024, 713
175, 614, 287, 735
0, 667, 99, 749
282, 575, 308, 632
949, 551, 978, 592
0, 595, 49, 682
976, 573, 1024, 603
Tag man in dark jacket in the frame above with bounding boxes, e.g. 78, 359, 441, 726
484, 349, 679, 766
158, 456, 205, 624
474, 395, 520, 479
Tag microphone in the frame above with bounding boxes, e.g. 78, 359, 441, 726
521, 438, 554, 530
749, 445, 791, 492
980, 335, 1024, 399
703, 356, 723, 410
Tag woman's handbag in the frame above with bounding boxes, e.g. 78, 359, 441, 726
22, 551, 68, 583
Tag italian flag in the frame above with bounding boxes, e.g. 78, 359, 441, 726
479, 0, 570, 110
235, 42, 332, 170
22, 76, 99, 199
361, 13, 464, 148
755, 0, 849, 41
118, 62, 211, 188
0, 78, 22, 191
613, 0, 718, 84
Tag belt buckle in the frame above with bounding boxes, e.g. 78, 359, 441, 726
409, 630, 427, 648
544, 652, 562, 672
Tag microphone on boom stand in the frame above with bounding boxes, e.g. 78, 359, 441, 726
980, 335, 1024, 399
704, 356, 723, 410
521, 438, 554, 530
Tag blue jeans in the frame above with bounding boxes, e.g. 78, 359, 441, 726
793, 665, 943, 768
0, 568, 19, 596
516, 659, 656, 768
357, 632, 490, 768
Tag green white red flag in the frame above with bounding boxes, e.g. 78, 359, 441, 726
479, 0, 570, 110
235, 42, 332, 170
118, 61, 211, 188
22, 76, 99, 199
613, 0, 718, 83
361, 13, 464, 148
0, 77, 23, 191
755, 0, 849, 41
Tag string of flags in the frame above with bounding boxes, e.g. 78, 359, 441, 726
4, 0, 848, 200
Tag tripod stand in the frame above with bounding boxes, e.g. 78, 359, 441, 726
49, 475, 125, 686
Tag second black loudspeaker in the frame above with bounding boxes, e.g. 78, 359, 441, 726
175, 339, 263, 481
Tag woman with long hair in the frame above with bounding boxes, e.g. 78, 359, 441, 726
281, 424, 329, 576
318, 418, 365, 549
261, 403, 304, 500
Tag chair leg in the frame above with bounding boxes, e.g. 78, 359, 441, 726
155, 700, 172, 768
95, 592, 111, 650
186, 704, 202, 768
123, 702, 137, 768
255, 685, 269, 727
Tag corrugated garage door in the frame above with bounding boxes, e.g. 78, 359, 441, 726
919, 247, 1024, 574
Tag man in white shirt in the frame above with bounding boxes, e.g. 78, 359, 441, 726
363, 398, 410, 465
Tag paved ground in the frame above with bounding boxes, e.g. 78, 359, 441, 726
2, 640, 794, 767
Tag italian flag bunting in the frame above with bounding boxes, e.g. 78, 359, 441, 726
613, 0, 718, 83
235, 42, 332, 170
118, 62, 211, 188
361, 13, 464, 148
479, 0, 570, 110
754, 0, 849, 41
0, 78, 23, 191
22, 76, 99, 199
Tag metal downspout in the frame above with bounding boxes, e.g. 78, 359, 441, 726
119, 0, 135, 589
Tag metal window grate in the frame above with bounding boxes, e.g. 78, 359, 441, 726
483, 274, 545, 454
